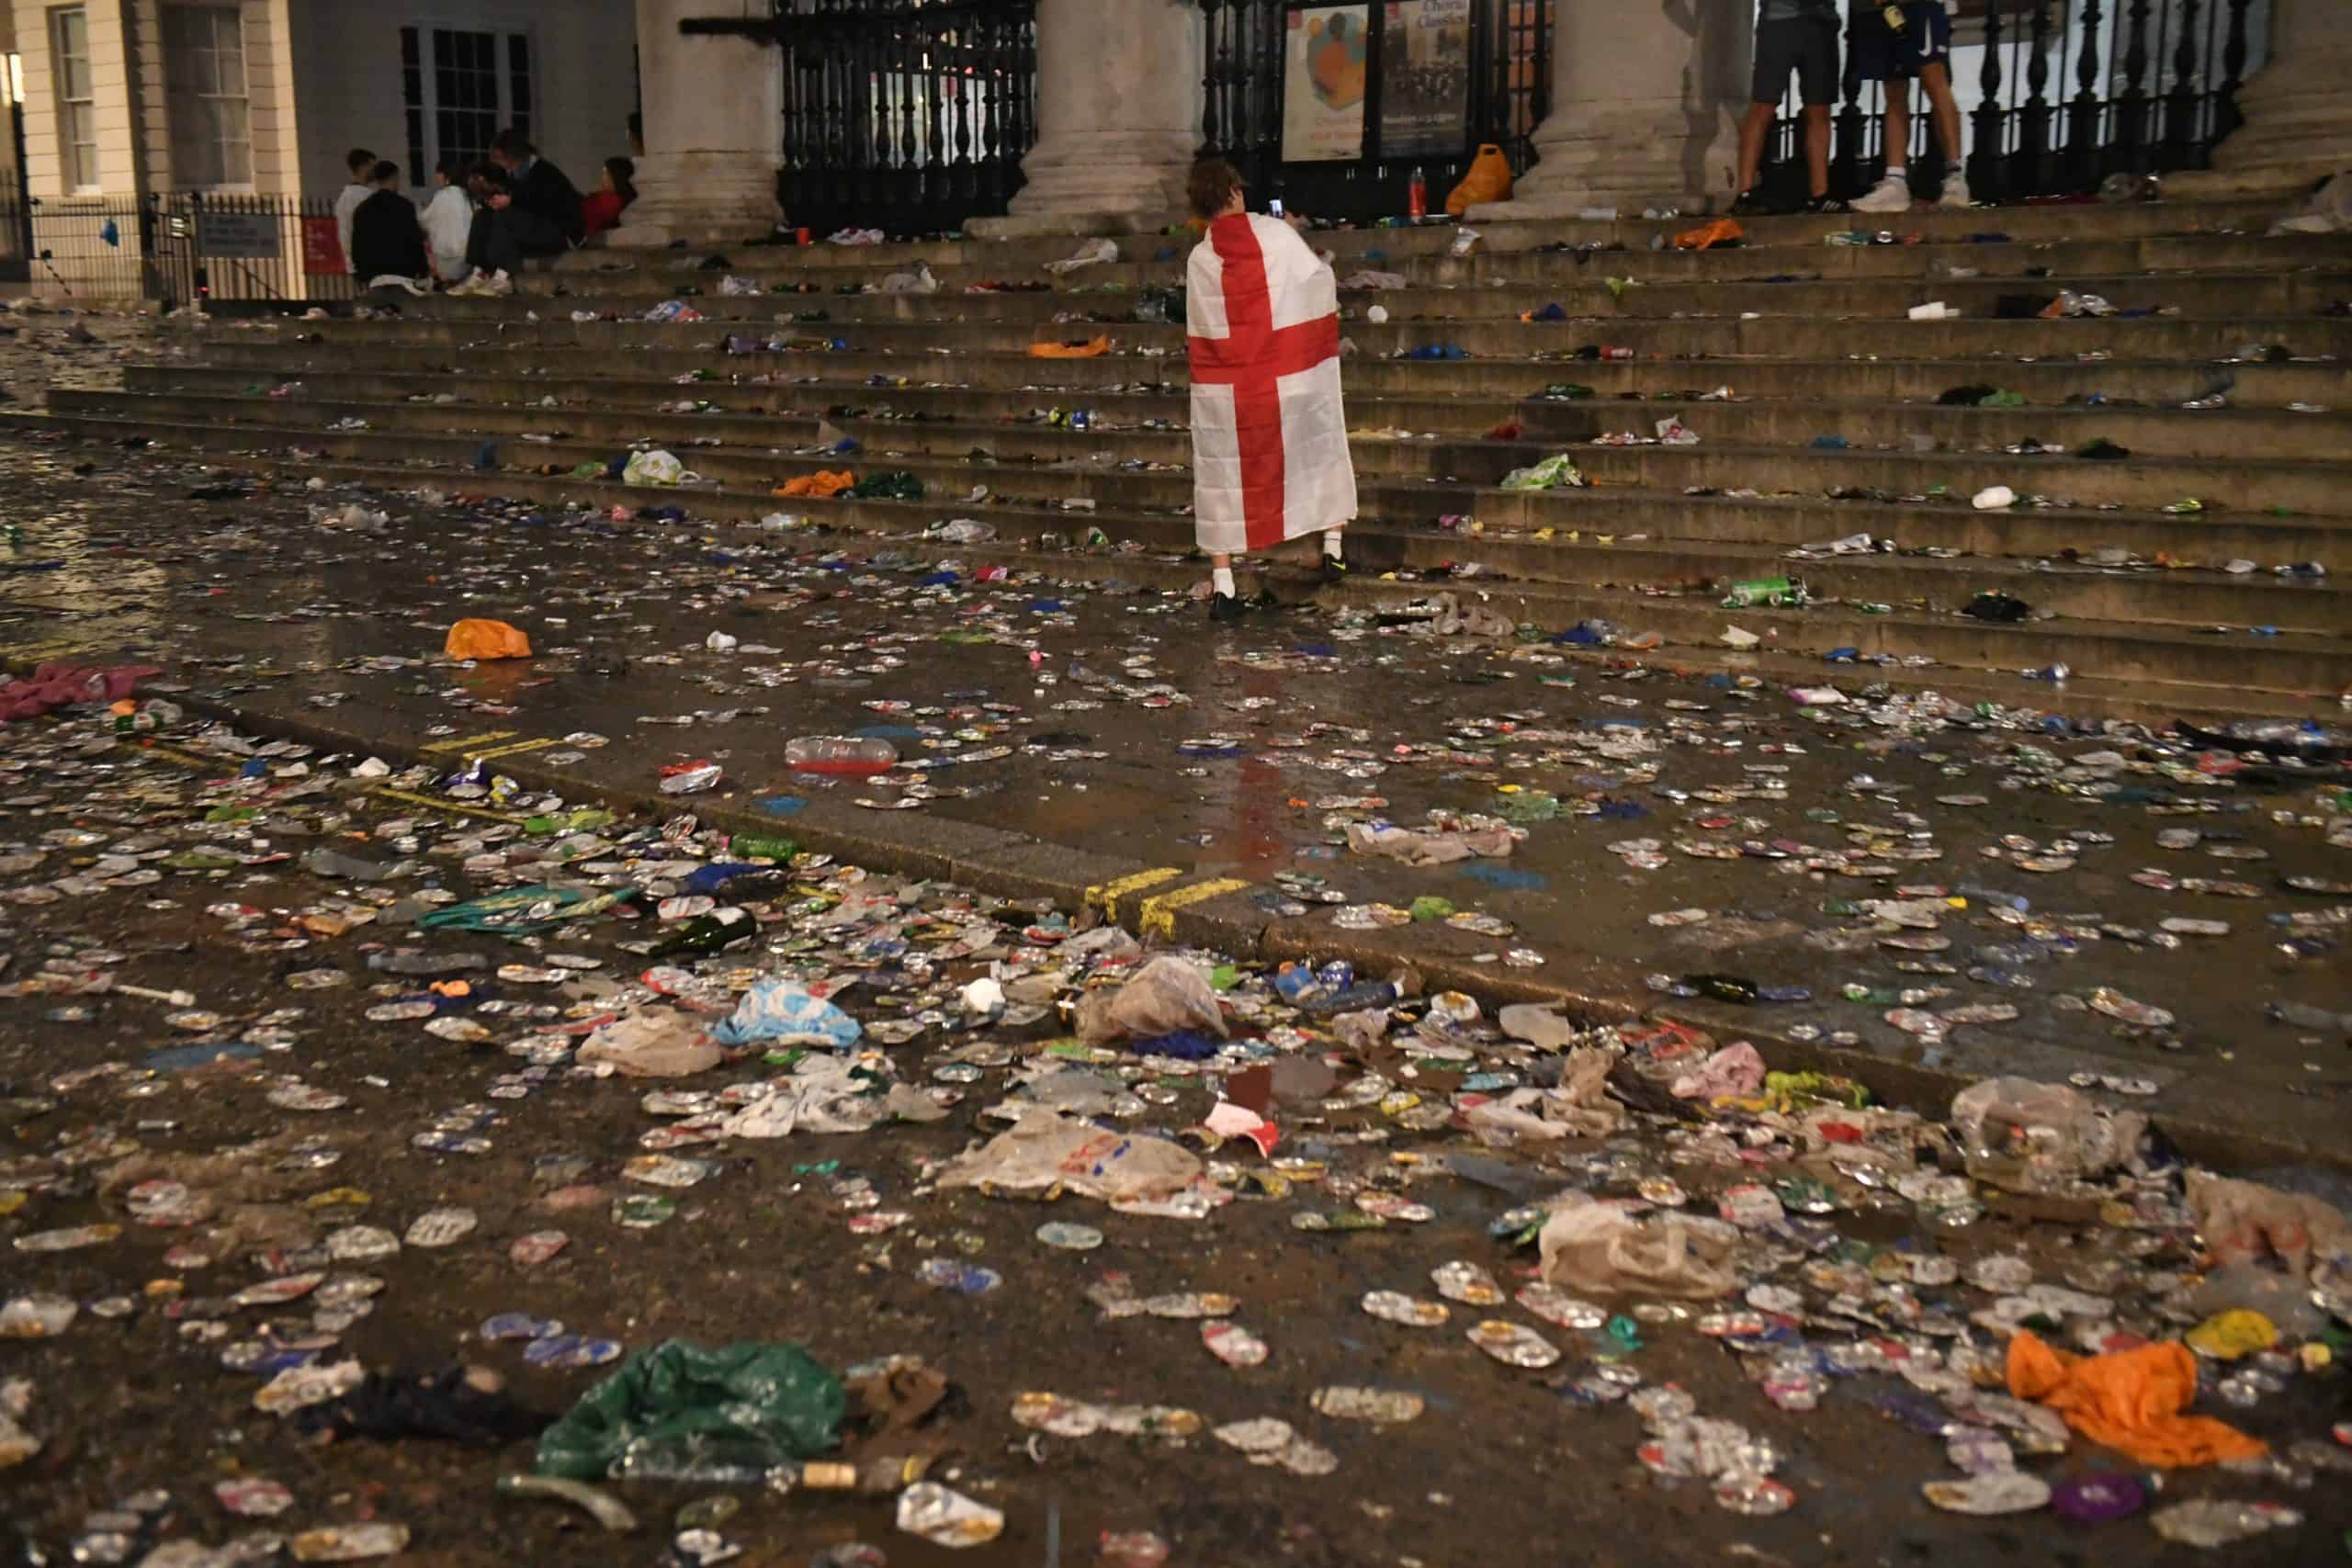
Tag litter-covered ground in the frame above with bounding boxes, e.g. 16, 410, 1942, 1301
3, 425, 2352, 1567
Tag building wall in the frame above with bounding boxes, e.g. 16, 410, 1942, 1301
288, 0, 636, 198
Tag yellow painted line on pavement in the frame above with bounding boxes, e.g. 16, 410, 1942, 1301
0, 638, 100, 664
421, 728, 517, 754
1084, 866, 1182, 922
369, 786, 534, 826
1138, 877, 1251, 939
122, 742, 226, 771
466, 737, 561, 762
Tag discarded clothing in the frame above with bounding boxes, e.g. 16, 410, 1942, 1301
2006, 1331, 2266, 1469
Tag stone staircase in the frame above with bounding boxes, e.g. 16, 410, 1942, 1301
16, 195, 2352, 720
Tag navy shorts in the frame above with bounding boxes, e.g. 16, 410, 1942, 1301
1751, 15, 1841, 107
1851, 1, 1953, 81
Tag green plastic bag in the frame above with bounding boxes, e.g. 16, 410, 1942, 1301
536, 1340, 845, 1481
1499, 454, 1585, 491
847, 469, 924, 501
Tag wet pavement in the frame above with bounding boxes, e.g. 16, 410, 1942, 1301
1, 417, 2351, 1566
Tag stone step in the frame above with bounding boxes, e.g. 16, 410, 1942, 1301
12, 409, 2337, 709
407, 267, 2352, 325
159, 343, 2352, 412
61, 387, 2352, 519
541, 231, 2352, 297
216, 311, 2352, 363
112, 367, 2350, 462
556, 196, 2301, 274
26, 399, 2351, 632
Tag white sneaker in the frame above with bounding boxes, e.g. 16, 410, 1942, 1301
1852, 172, 1912, 213
484, 270, 514, 298
1939, 171, 1973, 208
447, 273, 492, 298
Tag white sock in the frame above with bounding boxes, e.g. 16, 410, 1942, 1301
1322, 530, 1344, 560
1882, 164, 1907, 180
1212, 567, 1236, 597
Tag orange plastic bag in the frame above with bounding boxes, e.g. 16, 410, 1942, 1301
444, 619, 531, 660
1028, 335, 1110, 359
1446, 144, 1513, 217
1674, 219, 1747, 251
2006, 1331, 2266, 1468
776, 469, 855, 499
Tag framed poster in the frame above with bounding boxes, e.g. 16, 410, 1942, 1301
1283, 5, 1371, 164
1380, 0, 1472, 158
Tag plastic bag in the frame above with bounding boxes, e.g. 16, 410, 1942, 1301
623, 448, 687, 487
535, 1340, 843, 1481
1445, 143, 1513, 217
1043, 238, 1119, 275
577, 1011, 721, 1077
1537, 1193, 1738, 1299
935, 1111, 1204, 1202
777, 469, 855, 499
1461, 1048, 1623, 1140
1345, 821, 1513, 865
1948, 1076, 2146, 1193
2006, 1331, 2266, 1470
1670, 1042, 1767, 1100
1673, 218, 1746, 251
2184, 1169, 2352, 1279
1075, 956, 1227, 1045
444, 619, 531, 660
1028, 336, 1111, 359
709, 979, 863, 1050
1499, 454, 1586, 491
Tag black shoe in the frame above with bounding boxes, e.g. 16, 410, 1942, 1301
1208, 592, 1246, 624
1804, 195, 1853, 215
1728, 189, 1774, 218
1319, 556, 1351, 585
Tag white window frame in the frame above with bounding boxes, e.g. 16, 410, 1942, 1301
401, 18, 537, 185
164, 3, 254, 190
51, 6, 99, 194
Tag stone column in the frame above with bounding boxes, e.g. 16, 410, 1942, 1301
967, 0, 1203, 237
1469, 0, 1749, 221
2171, 0, 2352, 197
608, 0, 783, 247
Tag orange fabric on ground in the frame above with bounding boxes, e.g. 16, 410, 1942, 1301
444, 619, 531, 660
1674, 219, 1747, 252
2006, 1330, 2267, 1468
775, 469, 855, 499
1028, 336, 1110, 359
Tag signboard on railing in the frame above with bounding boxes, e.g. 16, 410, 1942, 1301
1283, 5, 1370, 162
1379, 0, 1472, 157
301, 218, 345, 275
196, 210, 282, 259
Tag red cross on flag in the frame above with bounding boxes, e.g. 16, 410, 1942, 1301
1187, 213, 1359, 556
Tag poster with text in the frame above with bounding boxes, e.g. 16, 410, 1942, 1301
1379, 0, 1471, 158
1283, 5, 1370, 164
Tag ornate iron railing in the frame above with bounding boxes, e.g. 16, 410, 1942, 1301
688, 0, 1038, 238
1759, 0, 2269, 205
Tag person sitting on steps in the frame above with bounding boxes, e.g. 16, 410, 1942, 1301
1732, 0, 1849, 216
581, 156, 637, 241
1852, 1, 1971, 212
348, 160, 430, 296
449, 128, 585, 297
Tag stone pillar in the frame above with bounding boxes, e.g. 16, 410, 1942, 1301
2171, 0, 2352, 197
608, 0, 783, 247
967, 0, 1203, 237
1469, 0, 1749, 221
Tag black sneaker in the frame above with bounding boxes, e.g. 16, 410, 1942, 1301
1319, 556, 1351, 585
1728, 189, 1775, 217
1208, 592, 1246, 624
1804, 195, 1853, 215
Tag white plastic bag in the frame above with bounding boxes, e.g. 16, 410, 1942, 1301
623, 448, 687, 487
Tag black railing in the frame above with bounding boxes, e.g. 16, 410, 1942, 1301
1761, 0, 2269, 206
1200, 0, 1553, 222
700, 0, 1038, 239
0, 193, 358, 309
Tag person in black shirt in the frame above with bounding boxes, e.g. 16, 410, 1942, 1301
451, 128, 583, 296
348, 160, 429, 292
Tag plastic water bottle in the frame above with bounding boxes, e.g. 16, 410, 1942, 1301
784, 736, 899, 777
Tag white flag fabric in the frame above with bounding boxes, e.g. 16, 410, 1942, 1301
1187, 213, 1358, 556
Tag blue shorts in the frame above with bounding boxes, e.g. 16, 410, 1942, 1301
1851, 1, 1952, 80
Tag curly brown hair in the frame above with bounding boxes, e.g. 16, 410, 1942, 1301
1187, 159, 1244, 221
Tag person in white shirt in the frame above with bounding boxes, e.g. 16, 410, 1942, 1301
333, 148, 378, 274
421, 158, 475, 286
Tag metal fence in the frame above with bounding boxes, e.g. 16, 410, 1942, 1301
1199, 0, 1554, 221
690, 0, 1040, 240
0, 193, 359, 308
1759, 0, 2272, 205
